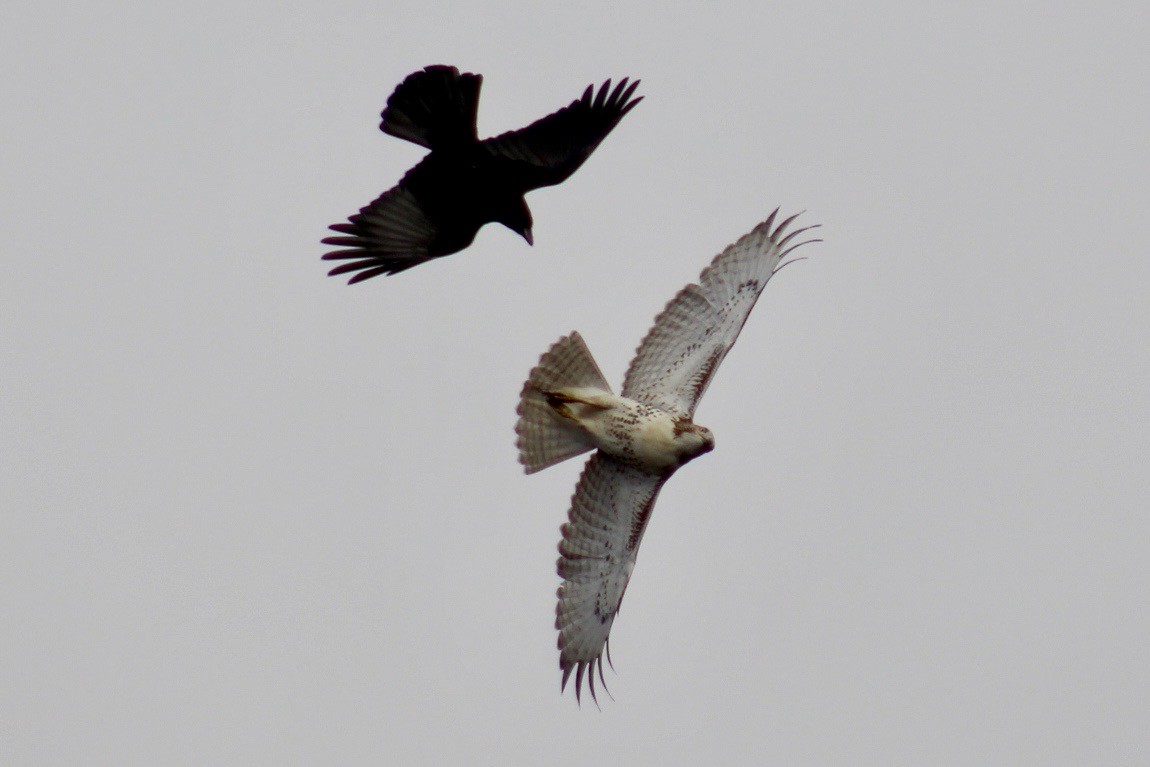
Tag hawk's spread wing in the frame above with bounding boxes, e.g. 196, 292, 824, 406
481, 78, 642, 191
621, 210, 820, 418
556, 453, 669, 704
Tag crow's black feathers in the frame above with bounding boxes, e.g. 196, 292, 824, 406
322, 65, 642, 283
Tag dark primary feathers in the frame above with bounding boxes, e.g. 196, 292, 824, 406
322, 65, 643, 284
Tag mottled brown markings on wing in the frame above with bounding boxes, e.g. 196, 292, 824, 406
625, 478, 664, 551
689, 346, 725, 403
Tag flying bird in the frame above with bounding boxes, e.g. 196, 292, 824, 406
322, 65, 643, 283
515, 209, 820, 704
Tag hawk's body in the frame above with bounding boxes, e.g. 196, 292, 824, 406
515, 210, 820, 703
541, 386, 714, 474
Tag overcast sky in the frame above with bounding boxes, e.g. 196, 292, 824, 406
3, 1, 1149, 763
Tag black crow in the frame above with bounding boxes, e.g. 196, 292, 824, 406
322, 65, 643, 284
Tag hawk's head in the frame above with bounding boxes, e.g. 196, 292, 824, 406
672, 420, 715, 465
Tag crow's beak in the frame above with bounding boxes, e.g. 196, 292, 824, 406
522, 228, 534, 246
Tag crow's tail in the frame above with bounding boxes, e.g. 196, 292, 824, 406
379, 65, 482, 150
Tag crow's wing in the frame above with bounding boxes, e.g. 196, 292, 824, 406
321, 186, 439, 283
621, 210, 820, 418
481, 78, 642, 190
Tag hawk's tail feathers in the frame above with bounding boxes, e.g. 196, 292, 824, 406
379, 65, 481, 150
516, 332, 611, 474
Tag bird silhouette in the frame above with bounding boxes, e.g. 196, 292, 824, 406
322, 65, 643, 283
515, 210, 820, 704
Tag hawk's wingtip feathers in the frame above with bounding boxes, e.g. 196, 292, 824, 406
560, 654, 612, 709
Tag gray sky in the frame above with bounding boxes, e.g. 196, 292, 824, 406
3, 0, 1149, 763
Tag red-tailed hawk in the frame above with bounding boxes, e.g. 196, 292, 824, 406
322, 65, 642, 283
516, 210, 820, 704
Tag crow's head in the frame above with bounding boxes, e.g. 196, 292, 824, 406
496, 196, 534, 246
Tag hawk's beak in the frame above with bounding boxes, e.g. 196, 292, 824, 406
522, 228, 534, 246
